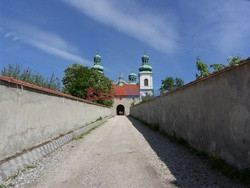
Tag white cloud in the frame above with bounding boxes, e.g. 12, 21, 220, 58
182, 0, 250, 54
62, 0, 179, 54
4, 22, 91, 65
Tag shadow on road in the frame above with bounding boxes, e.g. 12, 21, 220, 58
127, 116, 241, 188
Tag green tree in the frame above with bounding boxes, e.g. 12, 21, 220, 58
160, 76, 184, 94
1, 64, 22, 78
210, 64, 226, 72
195, 57, 210, 79
141, 93, 153, 103
175, 77, 184, 87
62, 64, 114, 107
227, 55, 241, 66
1, 63, 61, 91
46, 73, 61, 91
160, 77, 174, 94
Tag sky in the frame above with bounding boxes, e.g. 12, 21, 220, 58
0, 0, 250, 95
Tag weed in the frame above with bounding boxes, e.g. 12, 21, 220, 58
72, 121, 106, 141
24, 164, 36, 169
6, 173, 17, 181
96, 116, 102, 121
7, 183, 15, 187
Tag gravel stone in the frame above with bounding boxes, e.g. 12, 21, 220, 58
2, 116, 243, 188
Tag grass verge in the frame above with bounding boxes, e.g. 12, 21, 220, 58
130, 115, 250, 187
72, 121, 106, 141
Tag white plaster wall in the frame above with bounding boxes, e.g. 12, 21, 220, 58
139, 73, 153, 90
131, 62, 250, 169
0, 84, 112, 160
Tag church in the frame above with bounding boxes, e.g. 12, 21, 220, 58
91, 53, 154, 115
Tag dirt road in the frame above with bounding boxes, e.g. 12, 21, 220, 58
17, 116, 240, 188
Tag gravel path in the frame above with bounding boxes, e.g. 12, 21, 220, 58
3, 116, 242, 188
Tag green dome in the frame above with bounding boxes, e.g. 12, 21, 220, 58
129, 72, 137, 77
142, 54, 149, 63
128, 71, 137, 84
94, 54, 101, 63
91, 54, 104, 73
92, 64, 104, 72
139, 64, 152, 72
139, 53, 152, 72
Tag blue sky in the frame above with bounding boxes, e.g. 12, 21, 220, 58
0, 0, 250, 95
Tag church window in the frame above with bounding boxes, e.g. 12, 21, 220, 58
144, 78, 148, 86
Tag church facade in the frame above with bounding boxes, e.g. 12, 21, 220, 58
91, 53, 154, 115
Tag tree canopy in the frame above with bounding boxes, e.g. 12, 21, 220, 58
1, 63, 61, 91
227, 55, 241, 66
210, 64, 226, 71
62, 64, 114, 107
160, 76, 184, 94
195, 57, 210, 79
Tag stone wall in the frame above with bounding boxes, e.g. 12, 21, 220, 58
0, 76, 112, 161
130, 59, 250, 169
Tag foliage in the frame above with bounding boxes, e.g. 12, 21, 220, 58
131, 101, 136, 107
1, 63, 61, 91
210, 64, 226, 71
96, 116, 102, 121
175, 77, 184, 87
141, 93, 153, 103
62, 64, 114, 107
160, 77, 184, 94
195, 57, 210, 79
227, 55, 241, 66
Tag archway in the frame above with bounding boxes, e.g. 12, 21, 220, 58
116, 105, 125, 115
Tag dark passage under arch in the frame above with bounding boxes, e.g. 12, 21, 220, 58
116, 105, 125, 115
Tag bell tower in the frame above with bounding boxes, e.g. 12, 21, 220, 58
138, 53, 153, 98
91, 54, 104, 74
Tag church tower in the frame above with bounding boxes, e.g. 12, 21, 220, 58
91, 54, 104, 74
128, 70, 137, 84
138, 53, 153, 98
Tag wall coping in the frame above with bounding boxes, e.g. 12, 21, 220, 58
0, 75, 111, 108
132, 57, 250, 108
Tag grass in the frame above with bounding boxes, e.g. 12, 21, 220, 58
3, 163, 37, 184
23, 164, 36, 169
7, 183, 14, 187
5, 173, 17, 181
0, 183, 15, 188
96, 116, 102, 121
72, 121, 106, 141
131, 115, 250, 187
73, 116, 107, 141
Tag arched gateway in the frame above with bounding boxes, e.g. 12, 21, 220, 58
116, 105, 125, 115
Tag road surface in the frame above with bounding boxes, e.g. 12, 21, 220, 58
9, 116, 241, 188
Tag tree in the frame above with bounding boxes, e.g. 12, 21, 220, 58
227, 55, 241, 66
46, 73, 61, 91
141, 93, 154, 103
175, 77, 184, 87
1, 63, 61, 91
62, 64, 114, 107
195, 57, 210, 79
1, 64, 22, 78
210, 64, 226, 72
160, 76, 184, 94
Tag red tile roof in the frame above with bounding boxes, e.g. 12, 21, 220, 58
0, 75, 111, 108
113, 84, 140, 96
